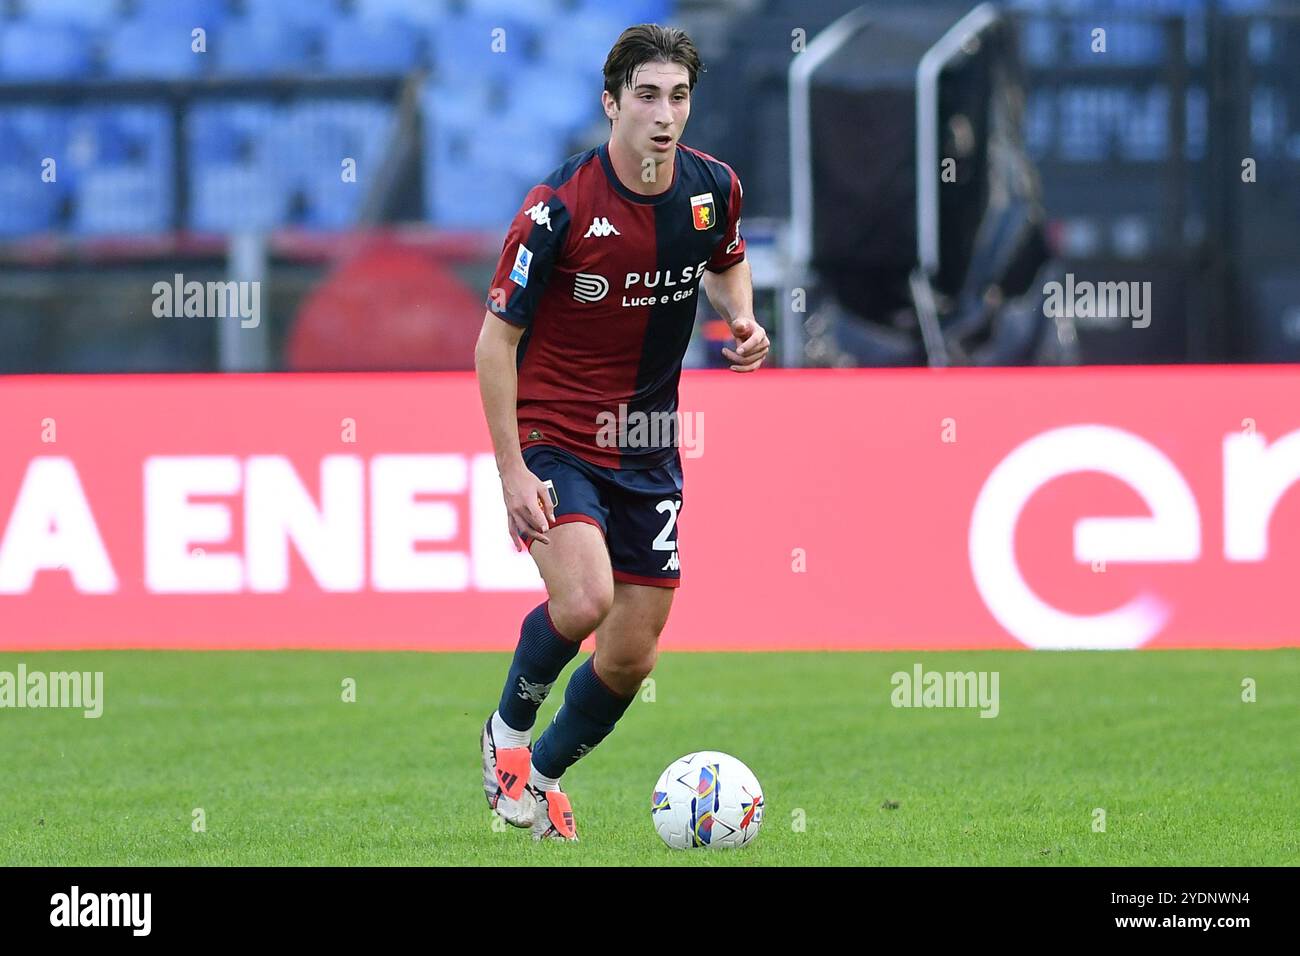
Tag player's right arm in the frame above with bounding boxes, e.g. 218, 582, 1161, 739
476, 184, 570, 550
475, 310, 555, 550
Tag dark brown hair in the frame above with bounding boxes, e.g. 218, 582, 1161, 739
602, 23, 703, 113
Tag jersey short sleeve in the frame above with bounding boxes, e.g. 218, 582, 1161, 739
705, 165, 746, 273
485, 185, 571, 328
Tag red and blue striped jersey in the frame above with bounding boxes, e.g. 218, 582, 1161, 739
485, 141, 745, 469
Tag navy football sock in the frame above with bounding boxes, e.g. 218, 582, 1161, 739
496, 602, 583, 733
531, 656, 635, 779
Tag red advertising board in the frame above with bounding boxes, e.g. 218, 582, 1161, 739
2, 367, 1299, 650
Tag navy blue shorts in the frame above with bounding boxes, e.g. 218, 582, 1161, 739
521, 444, 683, 588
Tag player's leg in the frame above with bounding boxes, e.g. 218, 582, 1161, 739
527, 581, 673, 841
594, 582, 672, 695
526, 459, 682, 840
527, 521, 615, 640
530, 581, 671, 777
483, 448, 613, 828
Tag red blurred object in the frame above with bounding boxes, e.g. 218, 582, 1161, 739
287, 240, 482, 370
703, 319, 731, 340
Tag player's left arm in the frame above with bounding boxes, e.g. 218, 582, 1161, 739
701, 260, 768, 372
700, 165, 768, 373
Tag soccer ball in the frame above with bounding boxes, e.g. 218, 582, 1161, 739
651, 751, 764, 850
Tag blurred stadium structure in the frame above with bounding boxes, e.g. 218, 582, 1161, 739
0, 0, 1297, 371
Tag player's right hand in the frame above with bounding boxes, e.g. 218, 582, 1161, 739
499, 462, 556, 551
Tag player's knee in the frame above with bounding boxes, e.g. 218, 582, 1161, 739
602, 648, 658, 689
553, 585, 614, 636
634, 648, 659, 683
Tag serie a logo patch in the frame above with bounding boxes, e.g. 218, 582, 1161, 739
690, 192, 715, 231
509, 244, 532, 286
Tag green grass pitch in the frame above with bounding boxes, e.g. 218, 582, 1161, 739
1, 649, 1296, 866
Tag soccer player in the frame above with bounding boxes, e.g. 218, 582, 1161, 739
475, 23, 768, 841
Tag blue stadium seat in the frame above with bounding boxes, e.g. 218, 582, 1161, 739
422, 76, 509, 129
533, 15, 626, 76
509, 67, 600, 133
1118, 88, 1169, 161
74, 168, 173, 234
187, 100, 397, 231
0, 108, 68, 235
421, 90, 514, 229
65, 107, 171, 169
427, 162, 527, 229
569, 0, 671, 27
1057, 88, 1118, 162
104, 20, 208, 78
1024, 91, 1054, 159
186, 102, 287, 231
19, 0, 120, 27
466, 0, 563, 28
215, 17, 316, 75
186, 101, 277, 164
354, 0, 452, 28
421, 70, 577, 227
1067, 19, 1166, 64
127, 0, 229, 24
0, 179, 61, 236
0, 22, 94, 80
0, 106, 69, 166
429, 16, 536, 82
191, 164, 286, 231
1019, 18, 1056, 68
272, 100, 397, 229
321, 17, 423, 73
240, 0, 335, 28
462, 114, 566, 179
64, 107, 173, 235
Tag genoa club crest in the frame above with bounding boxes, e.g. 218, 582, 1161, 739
690, 192, 715, 231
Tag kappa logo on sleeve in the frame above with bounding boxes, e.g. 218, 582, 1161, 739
524, 201, 553, 231
508, 244, 532, 287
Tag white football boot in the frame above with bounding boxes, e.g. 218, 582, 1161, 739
480, 716, 537, 828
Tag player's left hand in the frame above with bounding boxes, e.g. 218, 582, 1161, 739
722, 317, 769, 372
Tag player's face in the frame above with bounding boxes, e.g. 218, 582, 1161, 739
608, 61, 691, 169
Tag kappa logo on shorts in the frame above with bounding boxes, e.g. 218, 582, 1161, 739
661, 552, 680, 572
